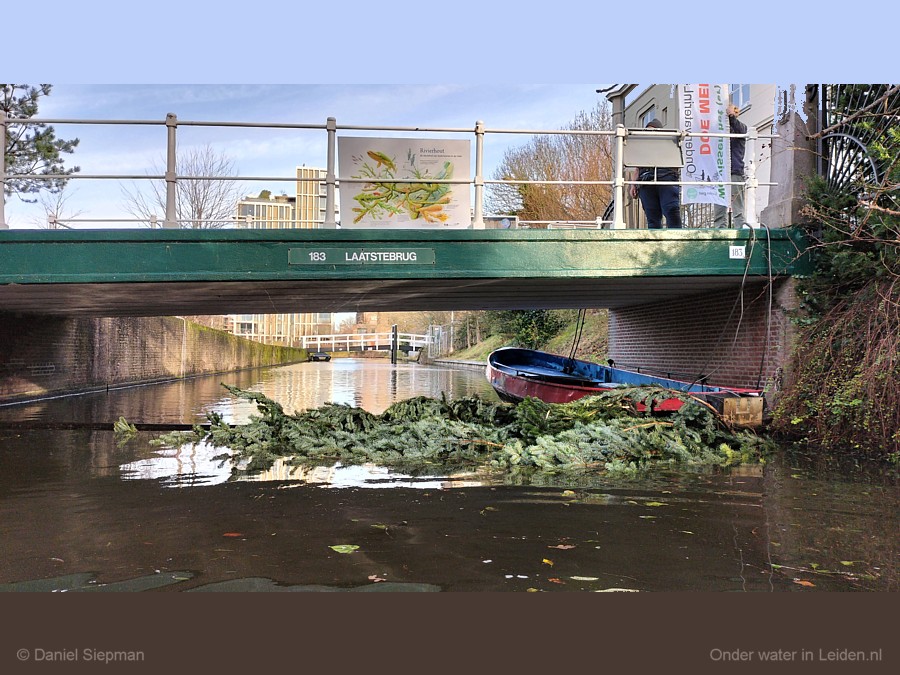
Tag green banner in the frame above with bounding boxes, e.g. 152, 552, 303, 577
289, 248, 436, 265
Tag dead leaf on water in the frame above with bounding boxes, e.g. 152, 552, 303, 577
329, 544, 359, 554
222, 532, 243, 538
542, 558, 554, 566
793, 579, 816, 587
548, 544, 576, 550
644, 501, 667, 507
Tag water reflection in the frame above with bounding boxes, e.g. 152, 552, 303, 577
119, 444, 491, 490
78, 359, 501, 487
0, 359, 896, 592
202, 359, 496, 423
0, 358, 496, 426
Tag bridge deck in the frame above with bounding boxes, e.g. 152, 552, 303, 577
0, 228, 810, 316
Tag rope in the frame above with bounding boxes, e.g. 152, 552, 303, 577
564, 308, 587, 372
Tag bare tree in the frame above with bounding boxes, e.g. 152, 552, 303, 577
30, 185, 85, 228
487, 101, 615, 223
120, 144, 245, 228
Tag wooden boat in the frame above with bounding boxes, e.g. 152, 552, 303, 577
486, 347, 764, 426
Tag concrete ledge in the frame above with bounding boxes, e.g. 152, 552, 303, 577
431, 359, 487, 371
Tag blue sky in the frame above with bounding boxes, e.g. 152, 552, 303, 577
5, 1, 894, 227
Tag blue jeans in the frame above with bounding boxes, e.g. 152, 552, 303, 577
639, 185, 682, 229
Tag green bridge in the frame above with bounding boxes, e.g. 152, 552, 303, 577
0, 227, 811, 317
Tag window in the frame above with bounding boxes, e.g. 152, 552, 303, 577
730, 84, 751, 110
639, 105, 657, 128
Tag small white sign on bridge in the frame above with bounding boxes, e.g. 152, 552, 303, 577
729, 246, 746, 260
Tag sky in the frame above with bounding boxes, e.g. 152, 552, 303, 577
4, 0, 894, 228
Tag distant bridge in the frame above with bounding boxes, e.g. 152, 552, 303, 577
300, 332, 431, 353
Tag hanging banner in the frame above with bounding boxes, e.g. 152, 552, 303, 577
679, 84, 730, 206
338, 137, 471, 228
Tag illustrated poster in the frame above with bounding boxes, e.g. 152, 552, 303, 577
338, 137, 471, 228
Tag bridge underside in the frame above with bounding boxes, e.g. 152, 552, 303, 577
0, 228, 810, 317
0, 276, 770, 316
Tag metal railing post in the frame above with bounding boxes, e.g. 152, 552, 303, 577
745, 127, 759, 227
472, 120, 485, 229
324, 117, 338, 228
0, 111, 7, 229
612, 124, 627, 229
390, 324, 398, 364
164, 113, 178, 228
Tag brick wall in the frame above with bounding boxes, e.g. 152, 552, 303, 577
0, 315, 307, 403
608, 278, 798, 396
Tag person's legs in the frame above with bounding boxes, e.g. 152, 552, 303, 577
639, 186, 663, 229
659, 186, 682, 228
731, 173, 745, 227
713, 203, 728, 227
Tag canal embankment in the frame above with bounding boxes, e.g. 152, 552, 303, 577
429, 358, 486, 371
0, 314, 307, 404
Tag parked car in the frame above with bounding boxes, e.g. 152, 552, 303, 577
307, 352, 331, 362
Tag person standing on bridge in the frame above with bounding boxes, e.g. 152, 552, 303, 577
713, 103, 748, 227
629, 119, 683, 229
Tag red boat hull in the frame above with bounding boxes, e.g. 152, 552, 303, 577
487, 364, 686, 411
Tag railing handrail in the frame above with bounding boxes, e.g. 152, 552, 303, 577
1, 113, 775, 230
296, 333, 432, 349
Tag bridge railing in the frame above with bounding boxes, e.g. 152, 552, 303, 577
299, 333, 431, 352
0, 112, 776, 230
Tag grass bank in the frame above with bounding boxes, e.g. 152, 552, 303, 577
448, 310, 609, 364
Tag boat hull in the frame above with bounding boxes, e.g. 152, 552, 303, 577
486, 347, 764, 420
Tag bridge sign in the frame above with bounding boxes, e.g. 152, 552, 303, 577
288, 247, 436, 265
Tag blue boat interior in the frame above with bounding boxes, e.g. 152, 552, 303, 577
492, 348, 731, 394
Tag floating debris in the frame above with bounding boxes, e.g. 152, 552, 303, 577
151, 384, 775, 480
113, 416, 138, 446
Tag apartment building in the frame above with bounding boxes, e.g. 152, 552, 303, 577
227, 168, 332, 346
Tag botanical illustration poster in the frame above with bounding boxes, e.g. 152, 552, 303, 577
338, 137, 471, 228
678, 84, 730, 206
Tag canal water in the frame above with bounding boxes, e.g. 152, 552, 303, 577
0, 359, 896, 592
